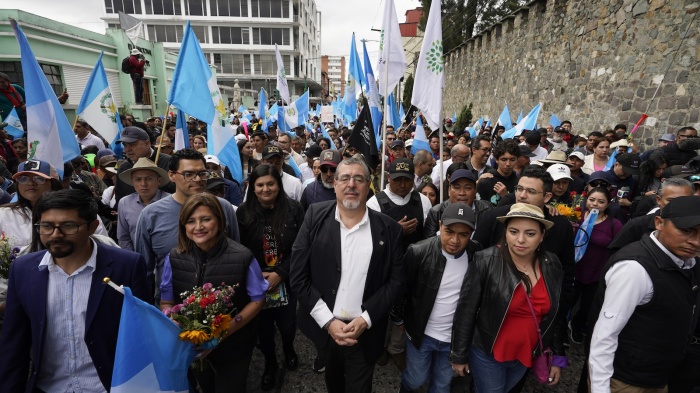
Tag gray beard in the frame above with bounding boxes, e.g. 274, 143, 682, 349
342, 199, 361, 210
321, 180, 334, 189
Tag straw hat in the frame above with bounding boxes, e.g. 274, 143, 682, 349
118, 157, 170, 186
496, 203, 554, 230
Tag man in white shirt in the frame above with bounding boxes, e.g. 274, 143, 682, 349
261, 144, 303, 201
431, 144, 470, 186
396, 202, 479, 393
588, 196, 700, 393
290, 156, 405, 393
75, 120, 105, 151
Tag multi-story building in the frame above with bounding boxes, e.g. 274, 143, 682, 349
400, 7, 423, 81
101, 0, 322, 106
320, 55, 344, 102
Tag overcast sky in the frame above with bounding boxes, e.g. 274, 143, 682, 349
12, 0, 422, 65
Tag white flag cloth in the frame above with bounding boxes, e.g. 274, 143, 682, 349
411, 0, 444, 131
377, 0, 407, 98
275, 44, 290, 105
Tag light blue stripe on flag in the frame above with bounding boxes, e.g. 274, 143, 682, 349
411, 116, 431, 156
603, 149, 618, 171
111, 287, 195, 393
549, 114, 562, 128
3, 108, 24, 139
574, 209, 598, 262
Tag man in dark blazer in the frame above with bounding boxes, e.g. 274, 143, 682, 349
0, 189, 150, 393
291, 156, 405, 393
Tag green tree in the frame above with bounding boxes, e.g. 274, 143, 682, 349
402, 74, 414, 111
456, 103, 473, 132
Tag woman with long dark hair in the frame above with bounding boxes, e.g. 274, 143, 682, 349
451, 203, 568, 392
237, 138, 260, 193
636, 155, 668, 197
160, 193, 267, 392
236, 164, 305, 391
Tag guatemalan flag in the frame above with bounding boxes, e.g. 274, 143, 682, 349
3, 107, 24, 139
111, 287, 195, 393
284, 90, 309, 130
168, 22, 242, 184
174, 108, 189, 151
258, 88, 268, 132
411, 115, 430, 156
77, 52, 123, 151
11, 19, 80, 178
502, 103, 542, 140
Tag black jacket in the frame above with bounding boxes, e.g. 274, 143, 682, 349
450, 246, 568, 364
423, 199, 492, 238
290, 200, 405, 362
608, 210, 658, 253
394, 236, 482, 348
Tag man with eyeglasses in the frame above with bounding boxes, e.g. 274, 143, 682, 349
114, 126, 173, 205
291, 156, 405, 393
431, 144, 470, 186
134, 148, 240, 302
0, 189, 150, 392
301, 149, 341, 210
650, 126, 698, 166
464, 135, 492, 179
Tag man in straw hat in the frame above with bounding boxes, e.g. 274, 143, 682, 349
116, 157, 170, 251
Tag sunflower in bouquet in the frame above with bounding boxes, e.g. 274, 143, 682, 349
169, 282, 238, 347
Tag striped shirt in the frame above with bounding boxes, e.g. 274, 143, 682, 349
36, 239, 107, 393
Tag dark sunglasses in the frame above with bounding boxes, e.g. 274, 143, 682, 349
589, 180, 609, 188
320, 166, 336, 173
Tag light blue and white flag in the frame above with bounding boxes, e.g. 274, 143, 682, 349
498, 104, 512, 127
386, 93, 402, 131
468, 126, 477, 138
275, 44, 290, 105
11, 20, 80, 178
574, 209, 599, 262
603, 149, 619, 171
399, 104, 406, 122
111, 287, 195, 393
549, 113, 562, 128
343, 34, 363, 124
237, 105, 252, 123
319, 124, 337, 151
411, 115, 430, 156
258, 88, 269, 132
411, 0, 443, 130
485, 118, 491, 127
77, 52, 123, 151
284, 91, 309, 129
277, 105, 287, 134
174, 109, 189, 151
377, 0, 407, 98
501, 103, 541, 140
266, 102, 278, 134
348, 33, 366, 90
362, 40, 382, 146
3, 107, 24, 139
451, 113, 457, 124
516, 111, 523, 124
287, 154, 302, 178
473, 117, 484, 133
169, 21, 242, 184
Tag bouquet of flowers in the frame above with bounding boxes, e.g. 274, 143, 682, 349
552, 191, 587, 224
168, 282, 238, 348
0, 232, 20, 280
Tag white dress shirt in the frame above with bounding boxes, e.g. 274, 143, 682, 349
367, 184, 432, 220
77, 133, 106, 151
310, 207, 374, 328
36, 239, 107, 393
430, 158, 453, 186
588, 232, 697, 393
281, 172, 303, 201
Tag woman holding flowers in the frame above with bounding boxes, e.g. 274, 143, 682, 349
160, 193, 268, 393
237, 164, 305, 391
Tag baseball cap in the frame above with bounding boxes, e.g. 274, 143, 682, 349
117, 126, 149, 143
13, 159, 59, 181
96, 148, 116, 161
546, 163, 573, 181
587, 171, 610, 186
262, 144, 283, 159
99, 155, 117, 168
319, 150, 342, 167
554, 126, 567, 133
388, 158, 414, 180
568, 151, 585, 161
206, 172, 225, 190
305, 144, 323, 159
450, 169, 477, 184
659, 133, 676, 142
204, 155, 221, 167
525, 131, 541, 146
390, 140, 405, 149
660, 196, 700, 229
519, 145, 536, 158
405, 139, 414, 148
441, 202, 476, 230
616, 153, 641, 175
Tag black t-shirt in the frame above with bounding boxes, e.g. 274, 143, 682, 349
476, 169, 518, 206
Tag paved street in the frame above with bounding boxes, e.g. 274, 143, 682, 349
245, 332, 586, 392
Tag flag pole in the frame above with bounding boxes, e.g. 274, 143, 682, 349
380, 67, 389, 190
103, 277, 125, 295
439, 111, 444, 203
154, 102, 169, 163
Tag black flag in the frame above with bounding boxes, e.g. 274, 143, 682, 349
347, 103, 379, 170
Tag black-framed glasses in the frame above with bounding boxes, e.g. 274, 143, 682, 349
515, 186, 544, 196
173, 170, 211, 181
320, 166, 336, 173
35, 222, 88, 235
678, 134, 698, 139
16, 175, 48, 185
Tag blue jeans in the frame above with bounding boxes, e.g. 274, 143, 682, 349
469, 347, 527, 393
401, 335, 454, 393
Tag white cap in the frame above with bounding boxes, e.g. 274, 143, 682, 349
568, 151, 585, 161
610, 139, 629, 149
547, 163, 573, 181
204, 155, 221, 166
130, 48, 141, 56
405, 139, 414, 147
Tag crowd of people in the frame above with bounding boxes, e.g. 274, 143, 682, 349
0, 100, 698, 393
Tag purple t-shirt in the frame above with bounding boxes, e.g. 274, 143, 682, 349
575, 215, 623, 284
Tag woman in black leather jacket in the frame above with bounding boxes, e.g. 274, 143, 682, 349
236, 164, 305, 391
450, 203, 569, 392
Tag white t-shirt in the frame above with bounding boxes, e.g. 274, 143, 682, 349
424, 249, 469, 342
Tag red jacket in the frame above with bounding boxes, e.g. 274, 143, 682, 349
129, 55, 146, 76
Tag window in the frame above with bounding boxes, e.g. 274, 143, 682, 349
251, 0, 289, 18
211, 0, 248, 17
253, 54, 289, 75
107, 23, 121, 29
104, 0, 142, 14
147, 24, 183, 42
212, 27, 249, 44
145, 0, 182, 15
252, 28, 289, 45
1, 61, 64, 96
192, 25, 209, 43
213, 53, 251, 74
41, 64, 64, 95
185, 0, 205, 16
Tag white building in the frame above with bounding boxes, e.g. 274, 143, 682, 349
102, 0, 322, 105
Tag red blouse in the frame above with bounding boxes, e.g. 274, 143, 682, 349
492, 275, 551, 367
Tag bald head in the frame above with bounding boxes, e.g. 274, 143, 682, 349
451, 144, 470, 163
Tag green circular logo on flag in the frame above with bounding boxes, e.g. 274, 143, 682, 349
425, 40, 444, 74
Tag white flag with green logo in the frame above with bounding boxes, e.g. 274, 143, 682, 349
411, 0, 444, 130
275, 44, 290, 105
377, 0, 406, 98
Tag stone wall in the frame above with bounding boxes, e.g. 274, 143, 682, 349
442, 0, 700, 148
